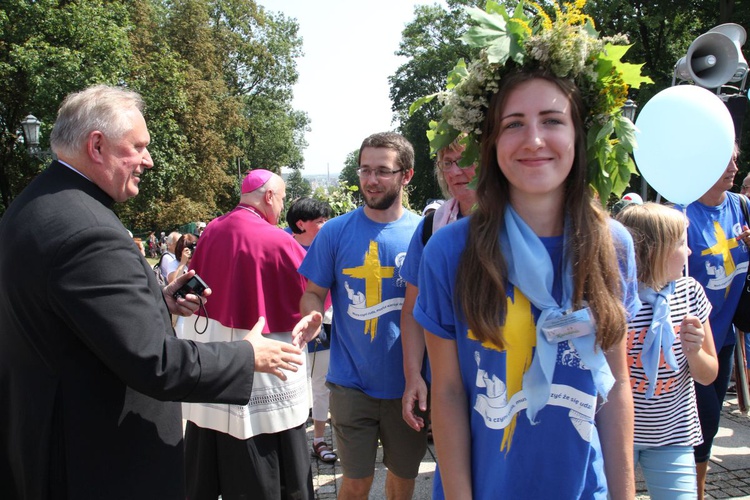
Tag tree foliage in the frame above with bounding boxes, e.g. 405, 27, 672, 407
313, 182, 360, 218
391, 0, 750, 203
286, 168, 312, 203
338, 149, 362, 204
225, 6, 310, 172
0, 0, 132, 215
0, 0, 309, 232
585, 0, 750, 193
389, 0, 482, 211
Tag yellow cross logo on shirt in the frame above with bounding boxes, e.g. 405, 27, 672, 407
468, 287, 535, 452
701, 220, 738, 296
343, 241, 395, 340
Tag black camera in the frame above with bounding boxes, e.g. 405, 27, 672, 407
186, 241, 198, 252
173, 274, 208, 299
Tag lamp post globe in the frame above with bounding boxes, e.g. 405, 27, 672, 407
20, 114, 41, 154
622, 99, 638, 123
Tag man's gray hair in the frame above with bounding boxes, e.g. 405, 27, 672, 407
167, 232, 181, 247
49, 85, 145, 158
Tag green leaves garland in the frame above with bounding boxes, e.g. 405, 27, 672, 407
410, 0, 653, 203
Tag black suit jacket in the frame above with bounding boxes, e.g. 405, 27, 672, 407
0, 162, 256, 499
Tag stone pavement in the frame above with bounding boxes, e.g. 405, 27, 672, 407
308, 395, 750, 499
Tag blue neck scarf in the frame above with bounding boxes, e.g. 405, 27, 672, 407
499, 206, 615, 424
637, 282, 678, 399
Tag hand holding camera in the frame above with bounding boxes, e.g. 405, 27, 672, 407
164, 271, 211, 319
173, 274, 208, 299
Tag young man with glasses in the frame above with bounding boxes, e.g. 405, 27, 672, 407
296, 132, 426, 499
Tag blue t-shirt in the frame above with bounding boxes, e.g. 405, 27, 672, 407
414, 217, 640, 499
291, 238, 328, 354
401, 212, 466, 384
683, 192, 749, 348
401, 211, 465, 286
400, 217, 426, 287
402, 217, 432, 383
299, 207, 421, 399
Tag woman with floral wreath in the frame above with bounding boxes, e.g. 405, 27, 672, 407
411, 1, 649, 498
400, 134, 478, 440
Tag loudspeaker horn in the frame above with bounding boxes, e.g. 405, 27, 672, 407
708, 23, 748, 83
673, 31, 739, 89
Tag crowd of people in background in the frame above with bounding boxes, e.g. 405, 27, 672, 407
104, 131, 747, 500
2, 4, 750, 499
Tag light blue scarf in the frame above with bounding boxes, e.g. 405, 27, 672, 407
499, 206, 615, 424
637, 282, 678, 400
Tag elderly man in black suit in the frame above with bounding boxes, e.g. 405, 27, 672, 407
0, 85, 305, 499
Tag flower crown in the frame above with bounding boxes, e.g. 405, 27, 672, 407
410, 0, 652, 202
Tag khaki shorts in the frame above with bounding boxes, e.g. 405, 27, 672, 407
327, 382, 428, 479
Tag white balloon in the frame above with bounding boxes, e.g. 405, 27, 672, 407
633, 85, 735, 206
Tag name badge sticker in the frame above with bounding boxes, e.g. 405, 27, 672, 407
541, 307, 596, 343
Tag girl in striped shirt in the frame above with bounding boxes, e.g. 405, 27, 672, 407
617, 202, 719, 499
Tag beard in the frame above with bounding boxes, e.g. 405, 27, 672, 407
362, 183, 401, 210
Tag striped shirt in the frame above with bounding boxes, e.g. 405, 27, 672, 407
627, 276, 712, 447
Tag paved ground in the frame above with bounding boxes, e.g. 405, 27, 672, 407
308, 395, 750, 499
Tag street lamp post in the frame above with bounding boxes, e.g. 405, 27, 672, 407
621, 99, 638, 123
20, 114, 54, 160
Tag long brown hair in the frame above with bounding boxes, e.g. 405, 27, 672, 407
455, 69, 626, 351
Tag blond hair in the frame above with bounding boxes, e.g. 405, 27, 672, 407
434, 135, 467, 198
615, 202, 687, 289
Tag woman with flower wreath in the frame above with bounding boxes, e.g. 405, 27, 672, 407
411, 1, 650, 498
400, 135, 477, 438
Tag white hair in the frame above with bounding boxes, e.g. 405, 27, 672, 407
49, 85, 145, 158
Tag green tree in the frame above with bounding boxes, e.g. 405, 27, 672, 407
286, 168, 311, 202
0, 0, 311, 230
338, 149, 362, 204
585, 0, 750, 195
244, 96, 310, 171
110, 0, 241, 230
119, 0, 311, 229
389, 1, 481, 211
216, 4, 310, 173
0, 0, 132, 214
313, 182, 360, 217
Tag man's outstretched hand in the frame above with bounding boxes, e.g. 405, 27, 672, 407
243, 317, 304, 381
291, 311, 323, 349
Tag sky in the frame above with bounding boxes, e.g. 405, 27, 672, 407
261, 0, 443, 177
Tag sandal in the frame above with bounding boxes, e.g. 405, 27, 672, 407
312, 441, 337, 463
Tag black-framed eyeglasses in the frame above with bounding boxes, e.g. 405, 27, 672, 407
437, 159, 473, 171
357, 167, 404, 179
